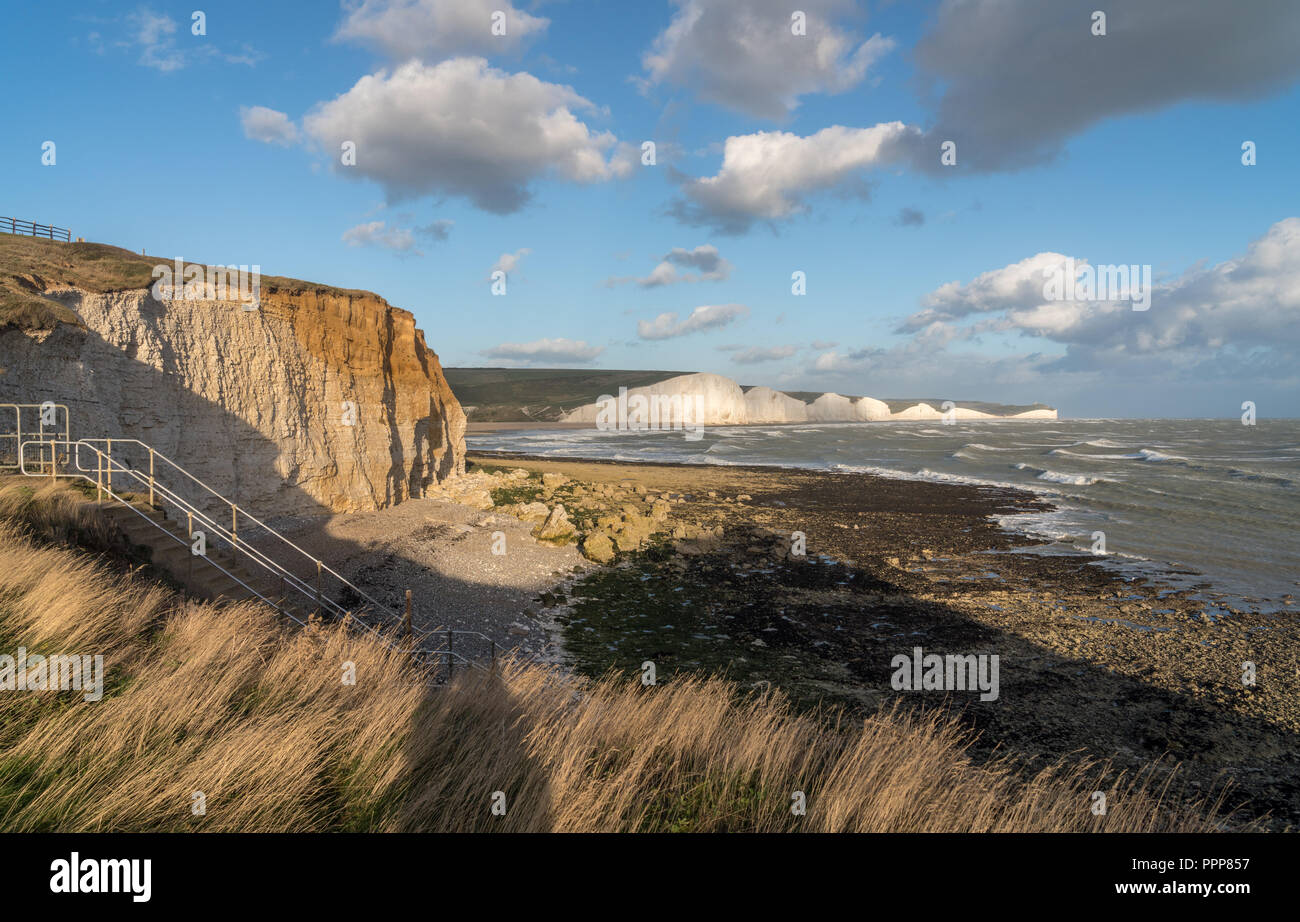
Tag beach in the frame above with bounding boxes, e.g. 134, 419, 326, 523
273, 447, 1299, 828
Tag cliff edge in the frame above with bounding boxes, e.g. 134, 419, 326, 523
0, 237, 465, 514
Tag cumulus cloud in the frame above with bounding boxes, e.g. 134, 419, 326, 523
239, 106, 299, 146
640, 0, 895, 119
637, 303, 749, 340
607, 244, 732, 287
898, 218, 1300, 379
901, 252, 1079, 331
302, 58, 631, 214
482, 337, 604, 366
670, 123, 918, 232
334, 0, 548, 61
904, 0, 1300, 172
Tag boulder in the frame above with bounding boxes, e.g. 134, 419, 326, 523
580, 532, 616, 564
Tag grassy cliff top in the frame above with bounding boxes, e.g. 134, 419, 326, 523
0, 234, 388, 332
445, 367, 687, 421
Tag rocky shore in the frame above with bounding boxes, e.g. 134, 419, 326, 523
434, 453, 1300, 829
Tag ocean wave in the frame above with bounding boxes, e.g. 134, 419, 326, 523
1014, 462, 1101, 485
1137, 448, 1187, 463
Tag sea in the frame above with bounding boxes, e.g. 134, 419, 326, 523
468, 418, 1300, 612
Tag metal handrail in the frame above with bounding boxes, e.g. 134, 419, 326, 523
0, 404, 70, 471
76, 437, 415, 628
16, 437, 498, 672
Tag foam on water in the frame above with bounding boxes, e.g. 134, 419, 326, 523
470, 418, 1300, 610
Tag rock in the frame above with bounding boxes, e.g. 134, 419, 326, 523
0, 280, 465, 514
542, 472, 569, 488
515, 501, 551, 523
737, 494, 752, 502
650, 499, 672, 521
580, 532, 616, 564
533, 504, 576, 541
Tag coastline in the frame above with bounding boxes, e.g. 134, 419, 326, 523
460, 450, 1300, 827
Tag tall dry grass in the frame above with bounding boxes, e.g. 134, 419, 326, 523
0, 483, 1246, 832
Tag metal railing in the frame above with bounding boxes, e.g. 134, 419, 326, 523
0, 403, 70, 472
0, 217, 71, 242
16, 437, 503, 676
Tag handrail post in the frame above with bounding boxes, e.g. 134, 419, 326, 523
315, 561, 322, 617
106, 438, 112, 493
149, 450, 155, 506
490, 640, 497, 676
403, 590, 413, 648
231, 503, 237, 565
96, 448, 102, 502
187, 510, 194, 586
447, 629, 454, 681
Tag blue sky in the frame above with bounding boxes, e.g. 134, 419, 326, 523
4, 0, 1299, 417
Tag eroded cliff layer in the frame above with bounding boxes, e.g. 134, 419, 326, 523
0, 282, 465, 514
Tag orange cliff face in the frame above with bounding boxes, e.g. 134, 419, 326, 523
0, 281, 466, 515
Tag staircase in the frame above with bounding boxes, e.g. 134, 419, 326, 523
3, 404, 501, 676
97, 501, 284, 605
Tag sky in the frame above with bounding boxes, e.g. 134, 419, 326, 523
3, 0, 1299, 418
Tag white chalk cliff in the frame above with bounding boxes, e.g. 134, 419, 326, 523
560, 373, 1057, 426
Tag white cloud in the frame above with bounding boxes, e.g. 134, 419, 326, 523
489, 248, 531, 277
341, 221, 419, 253
302, 58, 630, 213
239, 106, 300, 146
607, 244, 731, 287
728, 345, 798, 364
898, 218, 1300, 378
672, 123, 918, 232
640, 0, 895, 119
334, 0, 548, 61
637, 303, 749, 340
482, 337, 604, 365
129, 9, 184, 71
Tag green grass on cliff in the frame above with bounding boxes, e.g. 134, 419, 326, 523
445, 367, 687, 421
0, 234, 393, 332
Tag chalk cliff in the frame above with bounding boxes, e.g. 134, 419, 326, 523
559, 372, 1058, 426
743, 386, 808, 423
0, 282, 465, 514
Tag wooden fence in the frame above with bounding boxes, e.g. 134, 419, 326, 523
0, 217, 72, 242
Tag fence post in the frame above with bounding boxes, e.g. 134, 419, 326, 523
149, 450, 155, 506
490, 640, 497, 676
447, 629, 454, 681
403, 590, 413, 646
106, 439, 112, 493
230, 503, 237, 565
315, 561, 323, 617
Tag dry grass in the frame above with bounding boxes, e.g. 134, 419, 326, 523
0, 234, 393, 332
0, 484, 1248, 832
